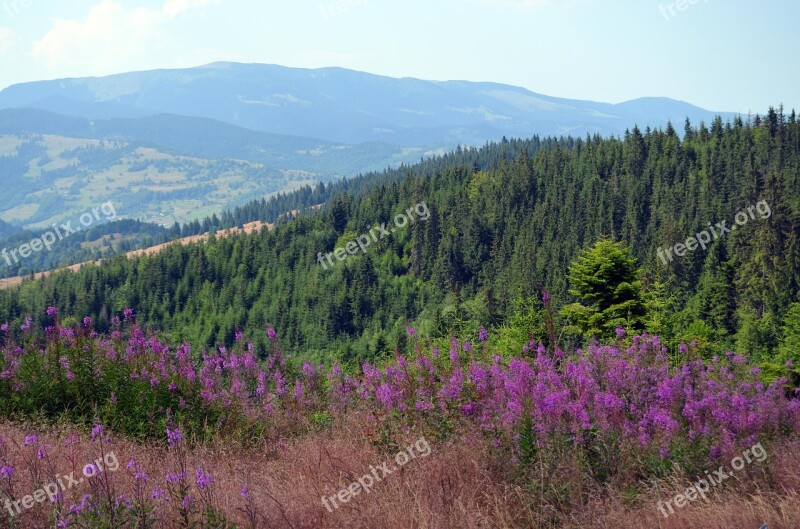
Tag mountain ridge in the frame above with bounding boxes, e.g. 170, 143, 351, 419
0, 62, 740, 146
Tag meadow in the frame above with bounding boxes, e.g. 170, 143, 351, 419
0, 307, 797, 528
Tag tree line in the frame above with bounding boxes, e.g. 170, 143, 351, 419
0, 109, 798, 368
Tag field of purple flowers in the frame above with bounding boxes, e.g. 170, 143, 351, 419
0, 308, 798, 527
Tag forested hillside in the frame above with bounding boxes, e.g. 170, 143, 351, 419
1, 110, 798, 368
0, 219, 173, 278
0, 109, 430, 238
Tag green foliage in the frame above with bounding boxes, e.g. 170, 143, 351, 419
494, 296, 542, 357
735, 307, 779, 362
0, 329, 269, 444
772, 302, 800, 387
779, 304, 800, 358
560, 239, 646, 340
642, 279, 672, 337
2, 113, 800, 364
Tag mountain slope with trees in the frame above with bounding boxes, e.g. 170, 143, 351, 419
0, 110, 798, 374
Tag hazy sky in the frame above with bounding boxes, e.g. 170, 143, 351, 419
0, 0, 796, 114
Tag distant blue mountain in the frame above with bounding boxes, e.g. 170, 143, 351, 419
0, 107, 416, 179
0, 62, 739, 145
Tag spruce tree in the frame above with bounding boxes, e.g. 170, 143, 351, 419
560, 239, 646, 339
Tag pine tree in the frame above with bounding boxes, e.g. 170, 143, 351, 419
560, 239, 646, 339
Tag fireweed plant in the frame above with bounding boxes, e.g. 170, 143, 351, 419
0, 427, 126, 528
0, 307, 797, 525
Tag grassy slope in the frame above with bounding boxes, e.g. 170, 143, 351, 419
0, 419, 797, 528
0, 135, 278, 229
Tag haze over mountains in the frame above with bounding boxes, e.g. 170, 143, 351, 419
0, 62, 738, 146
0, 62, 742, 278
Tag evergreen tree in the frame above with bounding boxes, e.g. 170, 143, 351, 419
561, 239, 646, 339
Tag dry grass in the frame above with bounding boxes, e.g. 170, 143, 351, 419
0, 419, 797, 529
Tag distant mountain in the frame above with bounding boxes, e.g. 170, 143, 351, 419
0, 108, 412, 175
0, 64, 744, 278
0, 219, 19, 239
0, 62, 738, 146
0, 108, 423, 233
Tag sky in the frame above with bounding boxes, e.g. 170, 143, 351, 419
0, 0, 797, 114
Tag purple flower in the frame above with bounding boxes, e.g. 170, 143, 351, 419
615, 328, 626, 339
542, 289, 551, 304
195, 468, 214, 489
302, 362, 315, 378
113, 493, 132, 509
450, 345, 460, 365
266, 327, 277, 340
165, 471, 186, 484
478, 328, 488, 342
166, 427, 183, 446
91, 424, 104, 442
0, 465, 14, 478
47, 307, 58, 318
406, 326, 417, 337
415, 400, 433, 412
83, 317, 92, 327
24, 434, 37, 446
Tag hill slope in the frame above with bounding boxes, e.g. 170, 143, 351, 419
0, 108, 422, 235
0, 111, 797, 367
